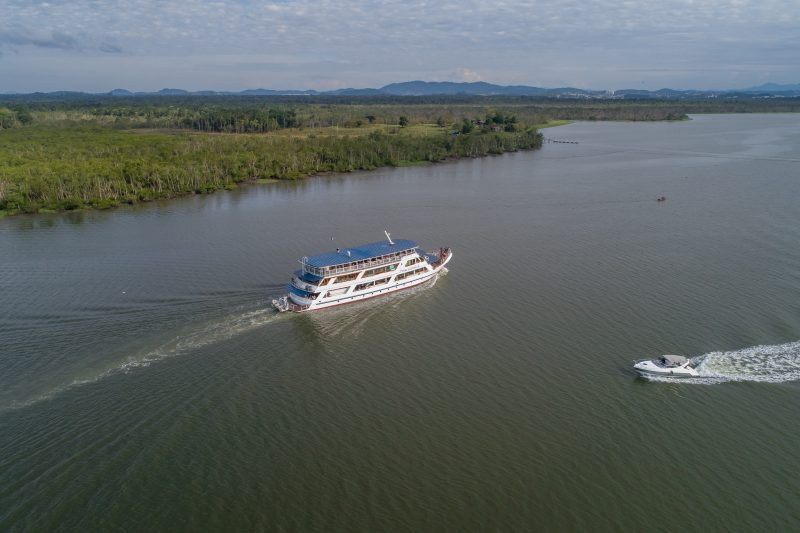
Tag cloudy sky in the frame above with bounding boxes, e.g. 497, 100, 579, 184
1, 0, 798, 92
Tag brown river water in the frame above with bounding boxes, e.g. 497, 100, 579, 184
2, 114, 800, 531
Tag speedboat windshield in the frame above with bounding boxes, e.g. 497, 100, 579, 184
659, 354, 689, 367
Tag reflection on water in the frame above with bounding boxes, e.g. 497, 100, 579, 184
299, 275, 442, 340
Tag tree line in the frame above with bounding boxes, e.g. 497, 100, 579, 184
3, 94, 798, 216
0, 126, 542, 214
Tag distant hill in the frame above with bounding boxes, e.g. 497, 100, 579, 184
740, 83, 800, 96
238, 88, 320, 95
325, 88, 385, 96
3, 80, 798, 100
378, 81, 562, 96
156, 88, 190, 95
742, 83, 800, 92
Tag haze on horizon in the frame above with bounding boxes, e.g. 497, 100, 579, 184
0, 0, 798, 93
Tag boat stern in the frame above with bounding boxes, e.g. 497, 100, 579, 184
272, 295, 311, 313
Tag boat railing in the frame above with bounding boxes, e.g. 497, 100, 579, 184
302, 251, 413, 277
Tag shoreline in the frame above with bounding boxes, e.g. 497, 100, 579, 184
0, 139, 544, 220
1, 123, 569, 219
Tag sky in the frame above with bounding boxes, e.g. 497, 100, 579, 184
0, 0, 798, 93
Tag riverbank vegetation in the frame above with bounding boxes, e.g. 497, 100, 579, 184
0, 121, 542, 215
1, 95, 796, 216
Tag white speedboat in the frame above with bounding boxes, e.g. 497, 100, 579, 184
633, 354, 699, 378
272, 232, 452, 312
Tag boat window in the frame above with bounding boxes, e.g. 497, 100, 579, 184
364, 263, 399, 278
334, 273, 359, 283
395, 267, 428, 281
354, 276, 391, 291
325, 287, 349, 297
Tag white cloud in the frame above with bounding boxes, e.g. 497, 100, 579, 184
451, 68, 482, 82
0, 0, 798, 91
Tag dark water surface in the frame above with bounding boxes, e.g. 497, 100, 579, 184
2, 114, 800, 531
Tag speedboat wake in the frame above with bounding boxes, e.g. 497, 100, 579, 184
637, 340, 800, 384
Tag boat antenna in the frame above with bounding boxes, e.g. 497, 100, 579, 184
384, 230, 395, 245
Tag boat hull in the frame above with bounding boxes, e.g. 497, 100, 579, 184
634, 368, 697, 379
300, 270, 438, 311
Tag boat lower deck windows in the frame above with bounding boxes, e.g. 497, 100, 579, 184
395, 267, 428, 281
334, 273, 359, 283
354, 276, 391, 292
325, 287, 349, 298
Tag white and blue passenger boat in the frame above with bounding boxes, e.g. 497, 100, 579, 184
272, 232, 452, 312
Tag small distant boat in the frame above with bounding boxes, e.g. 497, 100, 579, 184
633, 354, 698, 378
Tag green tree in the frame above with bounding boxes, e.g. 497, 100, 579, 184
13, 106, 33, 125
398, 116, 409, 127
0, 108, 14, 129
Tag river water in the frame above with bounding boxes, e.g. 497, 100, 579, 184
2, 114, 800, 531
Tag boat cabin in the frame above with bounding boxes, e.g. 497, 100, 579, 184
657, 354, 689, 368
300, 239, 419, 278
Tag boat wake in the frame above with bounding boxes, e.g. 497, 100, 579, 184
642, 340, 800, 384
2, 304, 281, 412
115, 305, 279, 372
302, 276, 440, 339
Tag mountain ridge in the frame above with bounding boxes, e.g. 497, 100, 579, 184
5, 80, 800, 99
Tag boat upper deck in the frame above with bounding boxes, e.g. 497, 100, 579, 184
301, 239, 419, 276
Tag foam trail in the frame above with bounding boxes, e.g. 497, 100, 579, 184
2, 305, 280, 412
695, 340, 800, 383
644, 340, 800, 385
117, 306, 279, 371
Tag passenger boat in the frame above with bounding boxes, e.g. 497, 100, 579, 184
633, 354, 699, 378
272, 232, 452, 312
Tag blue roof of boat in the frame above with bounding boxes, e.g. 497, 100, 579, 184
304, 239, 418, 267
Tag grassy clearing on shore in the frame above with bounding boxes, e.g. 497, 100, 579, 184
533, 120, 571, 129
